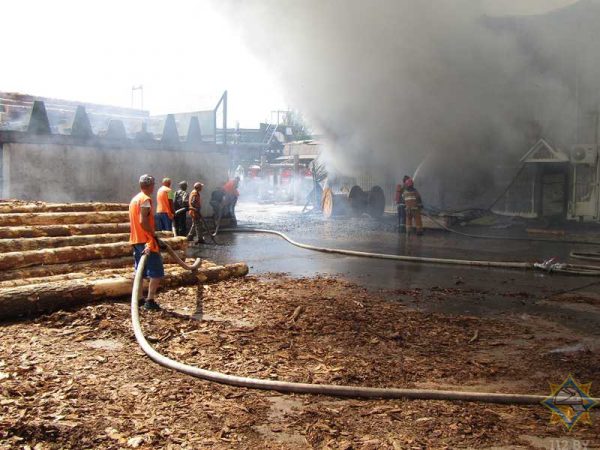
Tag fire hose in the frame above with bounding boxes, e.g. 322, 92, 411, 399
422, 211, 600, 247
157, 237, 203, 271
570, 251, 600, 262
196, 203, 599, 275
218, 228, 600, 276
133, 241, 600, 404
132, 246, 600, 405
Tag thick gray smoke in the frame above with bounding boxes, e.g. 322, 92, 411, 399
217, 1, 599, 208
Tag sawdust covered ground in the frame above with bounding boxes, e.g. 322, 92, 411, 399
1, 275, 599, 449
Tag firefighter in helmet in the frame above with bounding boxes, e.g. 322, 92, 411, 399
402, 177, 423, 236
395, 175, 411, 233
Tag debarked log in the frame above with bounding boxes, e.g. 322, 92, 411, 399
162, 262, 249, 287
0, 262, 249, 320
0, 202, 128, 214
0, 252, 192, 282
0, 233, 130, 252
0, 257, 135, 282
0, 261, 218, 288
0, 231, 172, 253
0, 211, 129, 227
0, 237, 187, 271
0, 223, 131, 239
0, 272, 89, 288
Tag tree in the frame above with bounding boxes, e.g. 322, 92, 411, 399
282, 110, 312, 141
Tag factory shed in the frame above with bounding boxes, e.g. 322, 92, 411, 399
492, 138, 599, 222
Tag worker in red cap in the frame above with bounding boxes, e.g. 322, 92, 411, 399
187, 182, 205, 244
401, 177, 424, 236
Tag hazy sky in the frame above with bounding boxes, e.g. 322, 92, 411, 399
1, 0, 578, 127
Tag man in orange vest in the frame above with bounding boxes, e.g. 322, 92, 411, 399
156, 177, 175, 232
187, 182, 205, 244
129, 174, 164, 310
222, 176, 240, 226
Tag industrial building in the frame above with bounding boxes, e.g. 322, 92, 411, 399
493, 138, 600, 222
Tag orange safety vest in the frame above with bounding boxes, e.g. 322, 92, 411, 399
188, 190, 201, 219
156, 186, 174, 218
129, 192, 159, 252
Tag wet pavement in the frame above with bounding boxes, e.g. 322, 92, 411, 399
190, 202, 600, 335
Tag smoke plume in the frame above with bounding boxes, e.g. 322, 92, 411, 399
216, 1, 598, 208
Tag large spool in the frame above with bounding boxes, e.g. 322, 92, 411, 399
322, 185, 386, 219
367, 186, 386, 218
322, 188, 350, 218
348, 186, 369, 216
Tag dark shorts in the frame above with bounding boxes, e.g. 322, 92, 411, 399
133, 244, 165, 279
155, 212, 172, 231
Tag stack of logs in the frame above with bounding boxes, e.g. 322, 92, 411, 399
0, 201, 248, 320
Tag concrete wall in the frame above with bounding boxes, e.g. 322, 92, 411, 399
1, 142, 228, 213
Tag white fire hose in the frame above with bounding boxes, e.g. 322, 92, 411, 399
220, 228, 600, 276
131, 242, 600, 405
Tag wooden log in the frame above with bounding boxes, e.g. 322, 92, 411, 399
0, 237, 187, 271
0, 202, 128, 214
0, 262, 249, 320
0, 223, 131, 239
0, 233, 129, 252
162, 263, 249, 286
0, 211, 129, 227
0, 231, 172, 252
0, 253, 193, 282
0, 272, 89, 288
0, 257, 134, 282
0, 261, 218, 288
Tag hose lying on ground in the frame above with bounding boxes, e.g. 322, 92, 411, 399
132, 248, 600, 405
422, 211, 600, 247
219, 228, 600, 276
570, 251, 600, 263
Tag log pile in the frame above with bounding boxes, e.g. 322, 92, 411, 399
0, 200, 249, 320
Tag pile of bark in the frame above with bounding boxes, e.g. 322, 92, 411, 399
0, 200, 248, 320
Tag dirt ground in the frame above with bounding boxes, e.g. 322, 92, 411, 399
1, 274, 599, 449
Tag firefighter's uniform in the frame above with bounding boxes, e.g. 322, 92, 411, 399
395, 183, 406, 233
402, 187, 423, 235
